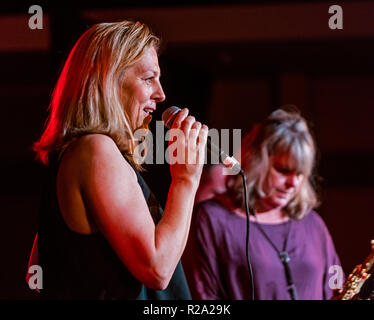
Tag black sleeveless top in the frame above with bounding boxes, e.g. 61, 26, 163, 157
38, 151, 191, 300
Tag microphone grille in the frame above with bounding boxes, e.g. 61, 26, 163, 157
162, 106, 181, 128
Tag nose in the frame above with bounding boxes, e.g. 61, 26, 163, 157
152, 80, 166, 103
285, 174, 298, 189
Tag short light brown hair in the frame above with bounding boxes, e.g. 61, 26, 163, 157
226, 106, 319, 219
33, 20, 159, 168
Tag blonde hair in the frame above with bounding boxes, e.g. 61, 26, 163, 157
33, 20, 160, 168
226, 106, 319, 219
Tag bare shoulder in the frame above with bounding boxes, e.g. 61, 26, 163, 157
62, 134, 136, 180
56, 134, 139, 234
69, 134, 119, 158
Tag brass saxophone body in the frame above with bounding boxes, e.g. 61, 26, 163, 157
336, 240, 374, 300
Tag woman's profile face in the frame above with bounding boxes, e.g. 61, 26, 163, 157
121, 46, 165, 131
259, 153, 305, 210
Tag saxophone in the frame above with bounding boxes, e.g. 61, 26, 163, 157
335, 240, 374, 300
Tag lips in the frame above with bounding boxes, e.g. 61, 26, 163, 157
275, 189, 292, 198
143, 107, 155, 116
141, 107, 155, 129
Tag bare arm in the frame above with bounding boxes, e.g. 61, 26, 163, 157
78, 109, 207, 290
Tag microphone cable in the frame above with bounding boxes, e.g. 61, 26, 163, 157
239, 169, 255, 300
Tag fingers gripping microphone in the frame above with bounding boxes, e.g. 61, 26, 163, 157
162, 106, 242, 174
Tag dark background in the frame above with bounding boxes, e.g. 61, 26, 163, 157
1, 0, 373, 299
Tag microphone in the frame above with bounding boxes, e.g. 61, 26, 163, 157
162, 106, 242, 174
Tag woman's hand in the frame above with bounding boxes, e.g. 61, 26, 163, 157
168, 108, 209, 186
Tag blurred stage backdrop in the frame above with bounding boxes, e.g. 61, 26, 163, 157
1, 0, 373, 299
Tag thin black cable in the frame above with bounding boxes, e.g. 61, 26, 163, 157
254, 216, 298, 300
239, 169, 255, 300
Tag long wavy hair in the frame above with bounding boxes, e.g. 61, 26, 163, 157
33, 20, 159, 168
226, 106, 319, 219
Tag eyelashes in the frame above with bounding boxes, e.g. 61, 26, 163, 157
144, 76, 157, 85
